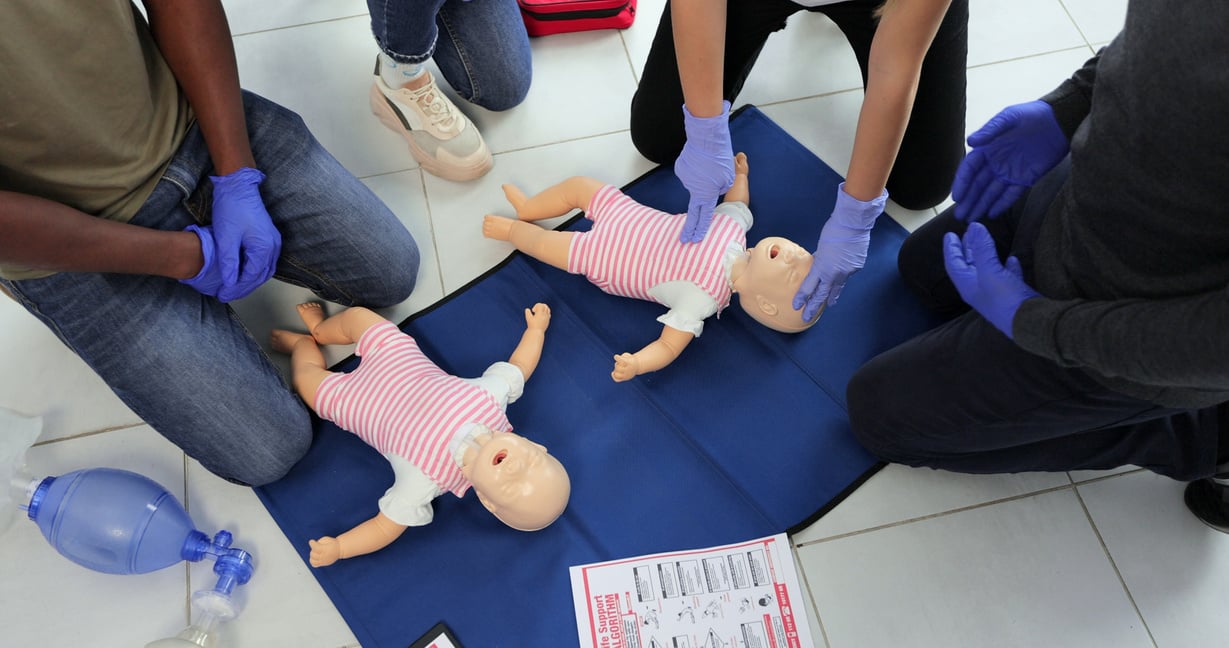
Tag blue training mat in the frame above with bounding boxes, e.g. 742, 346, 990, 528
255, 106, 943, 648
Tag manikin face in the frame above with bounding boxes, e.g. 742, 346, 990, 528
733, 236, 820, 333
461, 431, 571, 531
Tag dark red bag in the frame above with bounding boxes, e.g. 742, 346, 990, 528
517, 0, 636, 37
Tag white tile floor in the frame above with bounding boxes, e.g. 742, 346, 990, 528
2, 1, 1224, 646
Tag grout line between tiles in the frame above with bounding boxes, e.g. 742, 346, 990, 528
230, 13, 369, 39
356, 129, 640, 183
795, 482, 1084, 547
616, 30, 642, 86
789, 541, 833, 648
413, 169, 450, 301
1054, 1, 1094, 49
797, 470, 1148, 549
1071, 483, 1160, 648
31, 422, 148, 446
965, 44, 1099, 71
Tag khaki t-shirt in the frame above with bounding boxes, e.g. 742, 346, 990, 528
0, 0, 193, 279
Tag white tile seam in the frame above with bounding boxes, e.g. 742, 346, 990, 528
616, 29, 642, 85
1054, 0, 1094, 49
1071, 483, 1161, 648
416, 169, 452, 301
966, 44, 1098, 71
31, 422, 147, 446
354, 129, 641, 183
790, 542, 834, 648
229, 13, 370, 40
794, 482, 1085, 547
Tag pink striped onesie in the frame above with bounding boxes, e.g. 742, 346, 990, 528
568, 185, 747, 316
314, 321, 512, 497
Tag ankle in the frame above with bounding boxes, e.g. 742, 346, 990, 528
402, 71, 431, 91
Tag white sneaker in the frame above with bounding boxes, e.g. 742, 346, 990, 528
368, 59, 493, 181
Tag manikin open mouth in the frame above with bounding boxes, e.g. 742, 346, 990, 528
769, 244, 781, 259
492, 450, 508, 465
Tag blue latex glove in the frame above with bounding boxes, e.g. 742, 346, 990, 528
674, 101, 734, 243
209, 167, 281, 302
793, 183, 887, 321
942, 222, 1040, 339
180, 224, 226, 298
952, 100, 1068, 221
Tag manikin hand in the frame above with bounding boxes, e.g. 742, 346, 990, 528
942, 222, 1041, 339
525, 303, 551, 330
952, 100, 1068, 221
612, 353, 639, 382
180, 224, 226, 298
209, 167, 282, 302
308, 537, 342, 568
793, 183, 887, 321
675, 101, 735, 244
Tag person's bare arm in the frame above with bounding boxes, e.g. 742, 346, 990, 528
141, 0, 254, 174
843, 0, 951, 201
0, 190, 203, 277
672, 0, 727, 118
611, 325, 695, 382
308, 512, 408, 568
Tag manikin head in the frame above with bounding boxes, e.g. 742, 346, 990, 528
730, 236, 822, 333
459, 428, 571, 532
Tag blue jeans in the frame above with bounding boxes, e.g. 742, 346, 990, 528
847, 159, 1222, 481
367, 0, 532, 110
0, 92, 421, 486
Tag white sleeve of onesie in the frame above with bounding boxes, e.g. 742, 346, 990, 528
377, 453, 443, 527
463, 361, 526, 408
648, 281, 719, 337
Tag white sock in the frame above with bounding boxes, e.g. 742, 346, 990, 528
379, 52, 425, 89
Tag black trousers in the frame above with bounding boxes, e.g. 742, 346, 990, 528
847, 159, 1223, 481
629, 0, 969, 210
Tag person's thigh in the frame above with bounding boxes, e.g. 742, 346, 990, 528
433, 0, 532, 110
897, 156, 1068, 317
847, 309, 1218, 479
629, 0, 801, 164
240, 91, 421, 308
1, 186, 311, 487
366, 0, 449, 61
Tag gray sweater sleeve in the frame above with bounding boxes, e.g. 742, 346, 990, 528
1040, 49, 1102, 140
1013, 289, 1229, 391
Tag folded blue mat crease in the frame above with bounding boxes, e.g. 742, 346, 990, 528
255, 106, 943, 648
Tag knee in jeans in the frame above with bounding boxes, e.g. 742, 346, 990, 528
367, 241, 421, 308
223, 422, 312, 488
472, 79, 530, 112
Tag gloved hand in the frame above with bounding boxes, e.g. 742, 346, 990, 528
942, 222, 1040, 339
180, 224, 225, 298
952, 100, 1068, 222
674, 101, 734, 243
209, 167, 281, 302
793, 183, 887, 321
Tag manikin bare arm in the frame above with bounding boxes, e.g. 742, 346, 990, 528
611, 325, 695, 382
308, 511, 408, 568
508, 303, 552, 381
305, 306, 387, 345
